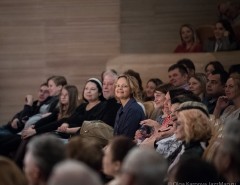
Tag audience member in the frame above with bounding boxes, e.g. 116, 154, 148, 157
203, 19, 239, 52
0, 156, 27, 185
229, 64, 240, 76
203, 69, 229, 114
143, 78, 163, 102
213, 74, 240, 124
102, 136, 136, 185
101, 70, 121, 127
168, 63, 189, 89
120, 147, 168, 185
174, 24, 202, 53
204, 61, 225, 77
114, 74, 145, 139
177, 58, 196, 77
169, 101, 212, 171
168, 158, 223, 183
48, 160, 103, 185
214, 120, 240, 183
0, 82, 49, 137
218, 1, 240, 26
188, 73, 207, 101
23, 134, 66, 185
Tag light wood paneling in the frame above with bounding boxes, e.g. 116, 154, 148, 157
0, 0, 120, 124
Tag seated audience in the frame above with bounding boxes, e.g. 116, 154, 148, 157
169, 101, 212, 171
23, 134, 66, 185
0, 156, 27, 185
0, 82, 49, 137
174, 24, 202, 53
177, 58, 196, 77
203, 19, 239, 52
213, 74, 240, 124
142, 78, 163, 102
102, 136, 136, 185
48, 160, 103, 185
114, 74, 145, 139
120, 147, 168, 185
213, 120, 240, 183
168, 63, 189, 90
204, 61, 225, 77
203, 69, 229, 114
188, 73, 207, 101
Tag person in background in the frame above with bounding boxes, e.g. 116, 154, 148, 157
23, 134, 66, 185
168, 63, 189, 90
48, 160, 103, 185
143, 78, 163, 102
203, 69, 229, 114
213, 120, 240, 183
203, 19, 239, 52
174, 24, 202, 53
101, 70, 121, 127
213, 74, 240, 124
229, 64, 240, 76
0, 82, 49, 137
114, 74, 145, 139
0, 156, 27, 185
204, 61, 225, 77
102, 136, 136, 185
177, 58, 196, 78
188, 73, 207, 101
120, 147, 168, 185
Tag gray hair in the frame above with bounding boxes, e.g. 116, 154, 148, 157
102, 69, 118, 81
121, 147, 168, 185
223, 120, 240, 172
26, 134, 66, 181
48, 160, 103, 185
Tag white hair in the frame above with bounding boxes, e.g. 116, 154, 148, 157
48, 160, 103, 185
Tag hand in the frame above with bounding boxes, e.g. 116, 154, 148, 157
139, 135, 156, 149
11, 118, 19, 129
134, 130, 143, 140
140, 119, 161, 134
21, 126, 36, 139
25, 95, 34, 106
57, 123, 69, 133
216, 96, 229, 111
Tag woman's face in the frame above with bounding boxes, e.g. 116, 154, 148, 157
214, 22, 225, 40
154, 91, 166, 109
48, 80, 61, 96
205, 64, 215, 77
189, 77, 203, 96
115, 77, 131, 100
174, 115, 185, 140
84, 81, 100, 102
145, 81, 157, 98
102, 145, 116, 177
181, 26, 194, 43
225, 78, 240, 100
60, 88, 69, 106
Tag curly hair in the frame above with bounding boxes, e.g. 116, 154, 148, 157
178, 109, 212, 143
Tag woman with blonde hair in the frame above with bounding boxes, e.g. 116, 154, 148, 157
169, 101, 212, 170
114, 74, 145, 139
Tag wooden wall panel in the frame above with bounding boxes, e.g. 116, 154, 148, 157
121, 0, 220, 53
0, 0, 120, 124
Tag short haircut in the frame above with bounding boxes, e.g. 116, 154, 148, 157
211, 70, 229, 85
177, 58, 195, 71
168, 63, 188, 76
26, 134, 66, 181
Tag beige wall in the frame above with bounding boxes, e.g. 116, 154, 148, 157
0, 0, 229, 124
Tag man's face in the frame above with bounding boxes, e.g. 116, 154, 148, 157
168, 68, 188, 87
103, 75, 116, 99
206, 74, 224, 97
38, 85, 50, 103
24, 151, 40, 185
